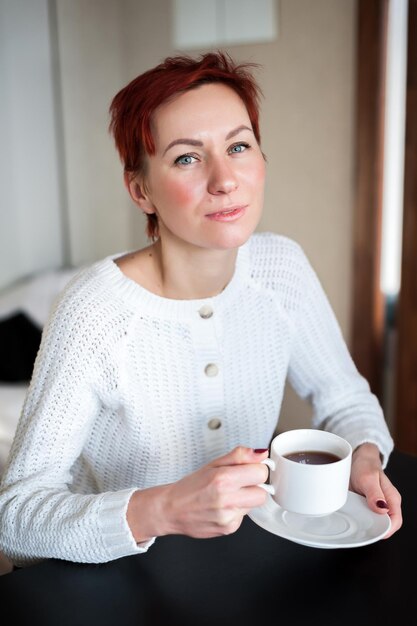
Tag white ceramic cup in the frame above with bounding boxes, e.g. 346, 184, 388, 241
260, 429, 352, 516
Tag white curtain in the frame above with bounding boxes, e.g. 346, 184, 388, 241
0, 0, 65, 291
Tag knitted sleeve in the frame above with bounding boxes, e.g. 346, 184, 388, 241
284, 241, 394, 466
0, 274, 151, 566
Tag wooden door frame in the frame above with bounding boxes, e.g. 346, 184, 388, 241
395, 0, 417, 454
351, 0, 388, 400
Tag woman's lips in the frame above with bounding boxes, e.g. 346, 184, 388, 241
205, 206, 246, 222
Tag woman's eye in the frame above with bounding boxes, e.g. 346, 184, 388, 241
174, 154, 197, 166
229, 142, 250, 154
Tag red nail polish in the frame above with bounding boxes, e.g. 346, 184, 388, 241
254, 448, 268, 453
377, 499, 389, 509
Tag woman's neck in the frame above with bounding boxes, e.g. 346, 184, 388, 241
151, 238, 238, 300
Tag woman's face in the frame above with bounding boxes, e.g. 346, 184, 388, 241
136, 82, 266, 252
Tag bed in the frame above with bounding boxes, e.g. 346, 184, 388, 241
0, 267, 79, 475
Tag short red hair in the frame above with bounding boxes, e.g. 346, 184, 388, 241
109, 51, 263, 240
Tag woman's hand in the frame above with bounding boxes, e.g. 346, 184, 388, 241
127, 447, 269, 543
349, 443, 402, 538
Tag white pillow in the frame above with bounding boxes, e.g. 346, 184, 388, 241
0, 267, 80, 327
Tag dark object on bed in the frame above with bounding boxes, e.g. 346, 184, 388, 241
0, 311, 42, 382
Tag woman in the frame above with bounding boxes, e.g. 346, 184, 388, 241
0, 52, 402, 567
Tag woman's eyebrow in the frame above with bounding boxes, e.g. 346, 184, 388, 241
225, 124, 253, 140
163, 125, 253, 156
163, 138, 203, 156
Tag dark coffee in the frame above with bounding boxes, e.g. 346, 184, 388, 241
283, 450, 341, 465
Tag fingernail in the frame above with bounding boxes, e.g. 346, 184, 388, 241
254, 448, 268, 453
376, 499, 389, 509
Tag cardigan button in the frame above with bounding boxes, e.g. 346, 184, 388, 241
204, 363, 219, 377
198, 305, 213, 319
208, 418, 222, 430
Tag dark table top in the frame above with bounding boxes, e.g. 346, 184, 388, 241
1, 448, 416, 626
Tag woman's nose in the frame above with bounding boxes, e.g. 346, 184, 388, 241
207, 159, 238, 195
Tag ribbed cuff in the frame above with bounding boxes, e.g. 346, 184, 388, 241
98, 488, 156, 559
348, 433, 394, 469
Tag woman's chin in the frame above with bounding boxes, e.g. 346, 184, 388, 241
206, 222, 258, 250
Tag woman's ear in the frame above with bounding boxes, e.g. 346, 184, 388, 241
123, 172, 155, 214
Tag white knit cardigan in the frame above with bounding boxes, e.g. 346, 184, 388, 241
0, 233, 393, 566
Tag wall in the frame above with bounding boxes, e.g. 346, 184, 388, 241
55, 0, 133, 265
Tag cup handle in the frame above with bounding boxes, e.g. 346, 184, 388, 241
258, 458, 276, 495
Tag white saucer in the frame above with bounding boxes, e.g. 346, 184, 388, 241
248, 491, 391, 549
